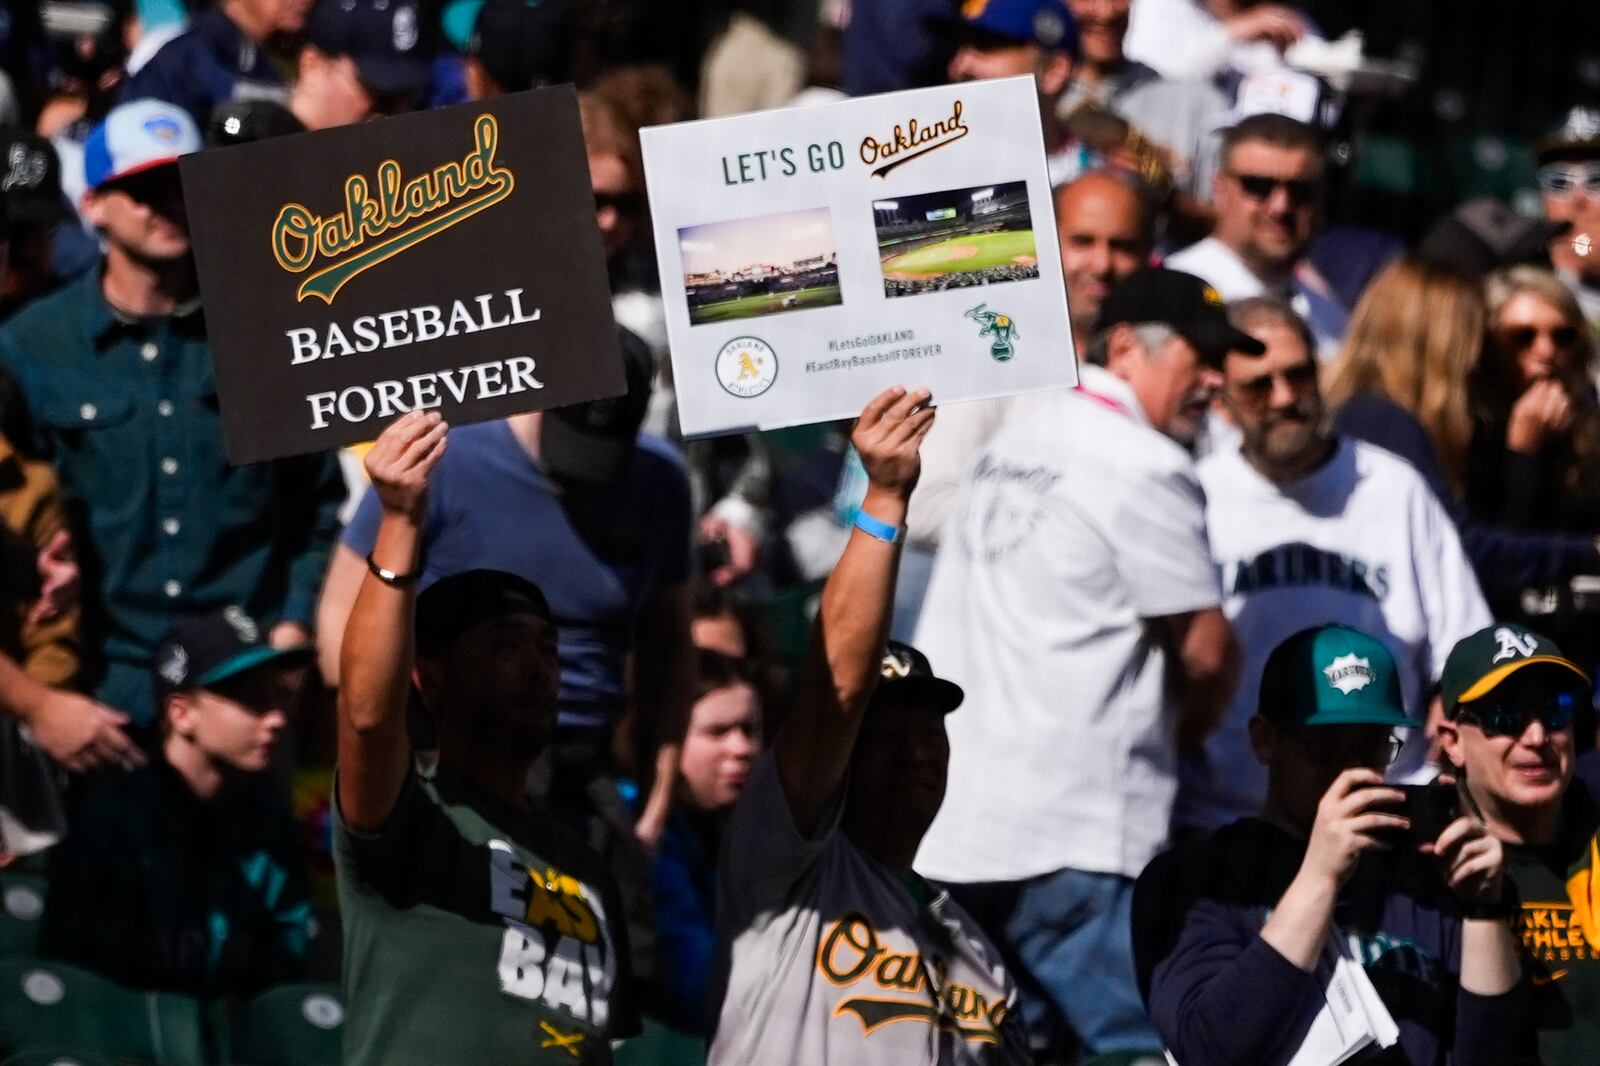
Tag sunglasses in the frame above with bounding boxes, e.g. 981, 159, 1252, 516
1228, 362, 1318, 403
1455, 689, 1581, 738
1496, 324, 1581, 352
102, 167, 183, 207
595, 191, 643, 216
1538, 162, 1600, 199
1229, 172, 1321, 207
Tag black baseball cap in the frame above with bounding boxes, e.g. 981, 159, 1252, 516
469, 0, 571, 93
1095, 267, 1266, 365
1533, 106, 1600, 166
540, 328, 653, 487
0, 129, 67, 233
153, 607, 314, 705
1417, 198, 1567, 279
207, 100, 307, 148
415, 569, 553, 658
870, 640, 964, 715
1440, 623, 1590, 719
307, 0, 432, 98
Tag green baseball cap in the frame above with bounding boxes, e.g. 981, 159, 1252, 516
1440, 623, 1590, 718
1258, 624, 1411, 728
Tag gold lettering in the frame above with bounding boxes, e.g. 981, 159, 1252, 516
819, 915, 880, 985
524, 879, 576, 937
876, 952, 924, 992
858, 100, 969, 177
269, 114, 514, 301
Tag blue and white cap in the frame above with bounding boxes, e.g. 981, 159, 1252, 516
83, 99, 201, 192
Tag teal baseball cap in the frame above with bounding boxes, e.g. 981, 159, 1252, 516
1258, 624, 1412, 728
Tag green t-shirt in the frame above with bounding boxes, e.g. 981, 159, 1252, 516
334, 767, 638, 1064
1503, 797, 1600, 1066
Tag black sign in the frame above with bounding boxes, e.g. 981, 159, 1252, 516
181, 87, 623, 464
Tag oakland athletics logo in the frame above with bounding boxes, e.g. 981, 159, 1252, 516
715, 336, 778, 398
1492, 626, 1539, 663
271, 114, 515, 304
965, 304, 1018, 362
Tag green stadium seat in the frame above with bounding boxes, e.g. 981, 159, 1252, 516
759, 580, 822, 672
1, 1048, 117, 1066
1078, 1051, 1168, 1066
0, 874, 47, 959
0, 959, 205, 1065
1351, 134, 1422, 198
225, 983, 344, 1066
614, 1019, 706, 1066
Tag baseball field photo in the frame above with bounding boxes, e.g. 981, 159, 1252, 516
679, 207, 843, 325
872, 181, 1039, 299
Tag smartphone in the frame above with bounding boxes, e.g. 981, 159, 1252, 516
1399, 781, 1462, 844
699, 534, 731, 574
1366, 781, 1461, 846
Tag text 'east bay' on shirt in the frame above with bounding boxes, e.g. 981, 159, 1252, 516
708, 753, 1030, 1065
333, 767, 637, 1064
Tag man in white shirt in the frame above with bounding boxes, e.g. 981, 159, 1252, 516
896, 171, 1153, 638
914, 267, 1249, 1059
1165, 113, 1348, 357
1178, 296, 1492, 832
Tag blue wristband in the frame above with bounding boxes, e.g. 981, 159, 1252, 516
853, 508, 904, 544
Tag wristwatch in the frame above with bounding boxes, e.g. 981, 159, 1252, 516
1459, 885, 1518, 921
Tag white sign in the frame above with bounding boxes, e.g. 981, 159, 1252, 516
641, 77, 1077, 438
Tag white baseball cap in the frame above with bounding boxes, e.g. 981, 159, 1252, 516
83, 98, 201, 191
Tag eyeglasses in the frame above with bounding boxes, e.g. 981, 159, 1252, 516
1455, 689, 1581, 738
1227, 362, 1318, 404
1538, 162, 1600, 199
1228, 172, 1321, 207
1288, 728, 1403, 767
1495, 324, 1582, 352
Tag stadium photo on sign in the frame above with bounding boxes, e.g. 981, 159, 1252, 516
679, 207, 843, 325
873, 180, 1039, 299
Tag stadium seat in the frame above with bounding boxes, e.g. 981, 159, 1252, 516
225, 983, 345, 1066
0, 959, 205, 1065
759, 579, 822, 672
1350, 133, 1422, 198
0, 873, 47, 958
0, 1048, 117, 1066
1078, 1051, 1168, 1066
614, 1019, 706, 1066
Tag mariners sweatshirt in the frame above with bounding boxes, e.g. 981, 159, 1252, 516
1132, 818, 1535, 1066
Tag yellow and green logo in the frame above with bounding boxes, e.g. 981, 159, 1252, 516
271, 113, 515, 304
965, 303, 1018, 362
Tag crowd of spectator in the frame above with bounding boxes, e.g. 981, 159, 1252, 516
882, 262, 1044, 297
0, 1, 1597, 1065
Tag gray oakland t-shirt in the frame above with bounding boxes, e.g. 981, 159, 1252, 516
707, 754, 1029, 1065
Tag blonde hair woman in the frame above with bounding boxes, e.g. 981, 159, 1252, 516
1325, 257, 1483, 496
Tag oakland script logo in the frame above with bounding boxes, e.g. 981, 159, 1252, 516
271, 114, 514, 304
859, 100, 969, 179
817, 913, 1009, 1044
